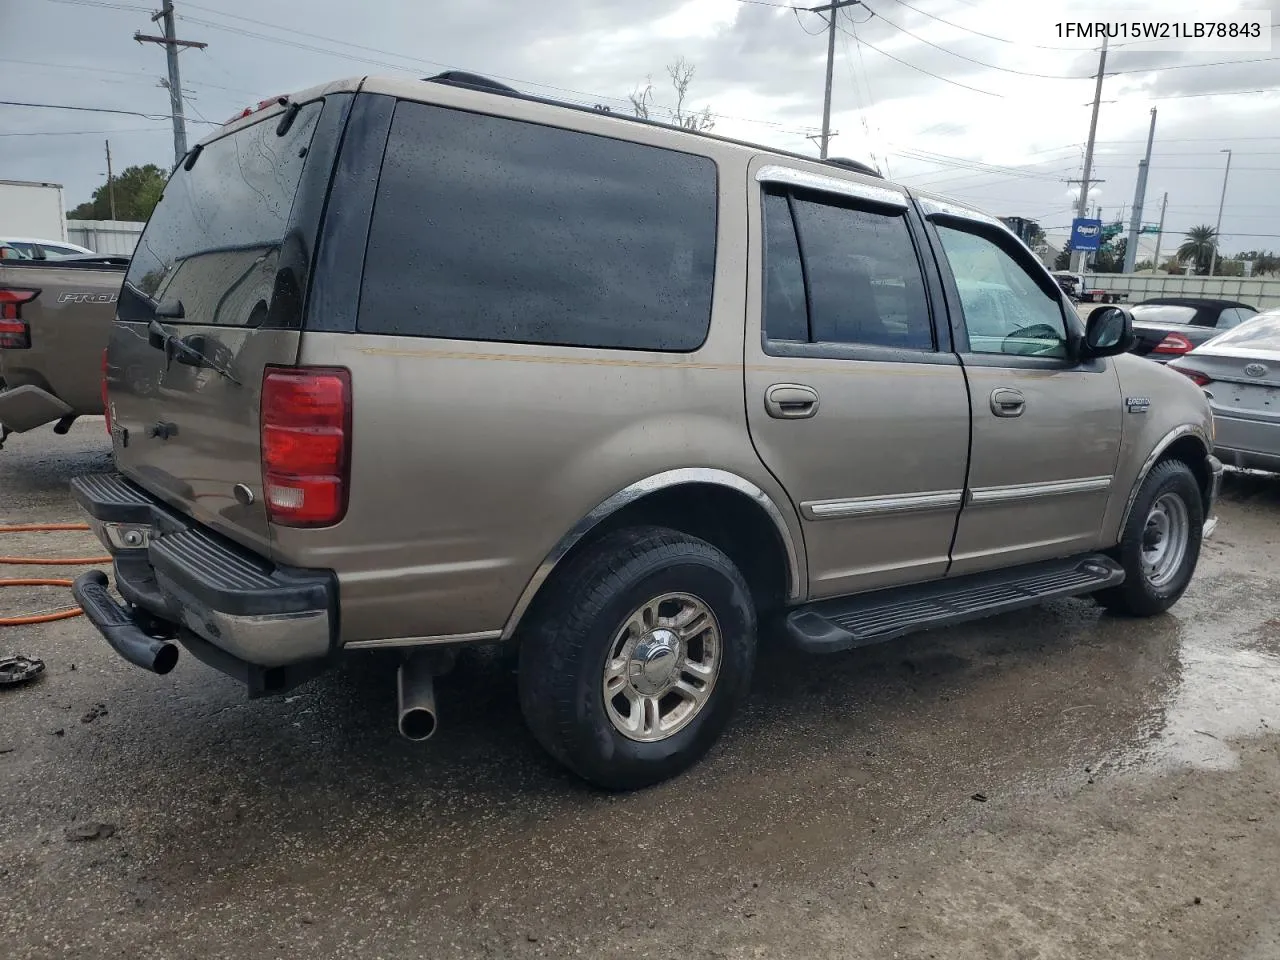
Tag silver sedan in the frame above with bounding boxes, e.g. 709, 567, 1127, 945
1169, 309, 1280, 472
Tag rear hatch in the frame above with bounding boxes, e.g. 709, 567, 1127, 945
107, 91, 351, 557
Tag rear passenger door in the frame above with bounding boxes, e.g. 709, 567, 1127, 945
744, 162, 970, 599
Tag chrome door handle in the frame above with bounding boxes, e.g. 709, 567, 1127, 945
990, 388, 1026, 418
765, 384, 820, 419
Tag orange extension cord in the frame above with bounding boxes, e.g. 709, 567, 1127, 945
0, 524, 111, 626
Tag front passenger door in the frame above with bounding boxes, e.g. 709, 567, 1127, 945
927, 209, 1124, 575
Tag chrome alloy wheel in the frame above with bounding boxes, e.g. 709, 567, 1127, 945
603, 592, 722, 742
1141, 492, 1190, 589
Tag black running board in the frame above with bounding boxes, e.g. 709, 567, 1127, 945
785, 554, 1124, 654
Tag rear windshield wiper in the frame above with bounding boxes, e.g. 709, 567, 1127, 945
146, 317, 242, 385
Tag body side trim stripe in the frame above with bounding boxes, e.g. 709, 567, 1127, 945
801, 490, 963, 520
968, 475, 1112, 505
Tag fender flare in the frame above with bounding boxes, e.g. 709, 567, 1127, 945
1118, 424, 1211, 532
500, 468, 804, 641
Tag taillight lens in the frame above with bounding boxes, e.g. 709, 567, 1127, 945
0, 288, 37, 348
1173, 367, 1212, 387
1153, 332, 1194, 356
260, 366, 351, 527
101, 349, 112, 435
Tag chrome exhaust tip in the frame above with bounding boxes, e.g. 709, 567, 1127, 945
396, 656, 438, 741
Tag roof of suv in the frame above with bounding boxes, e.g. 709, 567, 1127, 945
208, 73, 891, 180
204, 72, 1010, 243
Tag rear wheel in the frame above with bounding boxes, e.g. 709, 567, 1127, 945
518, 526, 756, 790
1097, 459, 1203, 617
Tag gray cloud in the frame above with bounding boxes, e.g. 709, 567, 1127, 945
2, 0, 1277, 257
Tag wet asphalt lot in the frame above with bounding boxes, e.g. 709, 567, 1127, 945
2, 421, 1279, 959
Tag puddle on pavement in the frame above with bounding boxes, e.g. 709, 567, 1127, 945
1122, 577, 1280, 772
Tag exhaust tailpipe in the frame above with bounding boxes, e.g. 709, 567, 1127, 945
72, 570, 179, 675
397, 655, 438, 741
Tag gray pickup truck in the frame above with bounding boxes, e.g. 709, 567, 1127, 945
0, 255, 128, 447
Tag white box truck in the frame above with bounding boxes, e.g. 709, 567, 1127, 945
0, 180, 68, 242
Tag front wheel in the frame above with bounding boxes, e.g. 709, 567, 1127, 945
518, 526, 756, 790
1096, 459, 1203, 617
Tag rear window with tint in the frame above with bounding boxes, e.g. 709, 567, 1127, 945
123, 101, 323, 325
357, 101, 718, 351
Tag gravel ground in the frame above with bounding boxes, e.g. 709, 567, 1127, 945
2, 419, 1279, 960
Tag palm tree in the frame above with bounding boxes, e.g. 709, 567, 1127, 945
1177, 225, 1218, 275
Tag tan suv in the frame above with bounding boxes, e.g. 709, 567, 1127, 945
72, 72, 1221, 789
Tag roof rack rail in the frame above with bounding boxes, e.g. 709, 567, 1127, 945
422, 71, 519, 95
824, 157, 882, 178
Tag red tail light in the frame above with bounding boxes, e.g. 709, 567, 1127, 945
1152, 332, 1194, 356
260, 366, 351, 527
102, 349, 111, 435
1173, 367, 1212, 387
0, 288, 37, 348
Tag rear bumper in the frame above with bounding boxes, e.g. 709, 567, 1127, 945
1212, 414, 1280, 473
0, 383, 73, 432
71, 473, 337, 681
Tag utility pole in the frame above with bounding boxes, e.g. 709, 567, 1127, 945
1123, 106, 1157, 273
135, 1, 206, 168
1208, 148, 1232, 277
1151, 191, 1169, 270
810, 0, 862, 159
1072, 36, 1109, 273
104, 140, 118, 221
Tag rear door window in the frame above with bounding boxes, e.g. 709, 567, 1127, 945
760, 186, 933, 351
122, 100, 324, 326
357, 101, 718, 351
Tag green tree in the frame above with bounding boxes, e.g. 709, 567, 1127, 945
69, 164, 167, 222
1236, 250, 1279, 276
1053, 248, 1072, 271
1176, 225, 1218, 275
1093, 237, 1127, 273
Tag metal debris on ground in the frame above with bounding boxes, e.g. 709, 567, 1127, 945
0, 655, 45, 687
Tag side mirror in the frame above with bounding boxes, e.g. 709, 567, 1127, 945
1082, 305, 1135, 359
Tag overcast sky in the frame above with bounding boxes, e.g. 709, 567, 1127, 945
3, 0, 1278, 259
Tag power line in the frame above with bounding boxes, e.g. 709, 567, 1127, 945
1146, 87, 1278, 102
1110, 55, 1280, 77
43, 0, 150, 9
0, 99, 218, 123
0, 56, 151, 78
860, 3, 1086, 79
880, 0, 1082, 51
834, 19, 1004, 97
175, 7, 815, 134
0, 126, 165, 136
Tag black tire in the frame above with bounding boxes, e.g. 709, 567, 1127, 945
517, 526, 756, 790
1096, 459, 1203, 617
